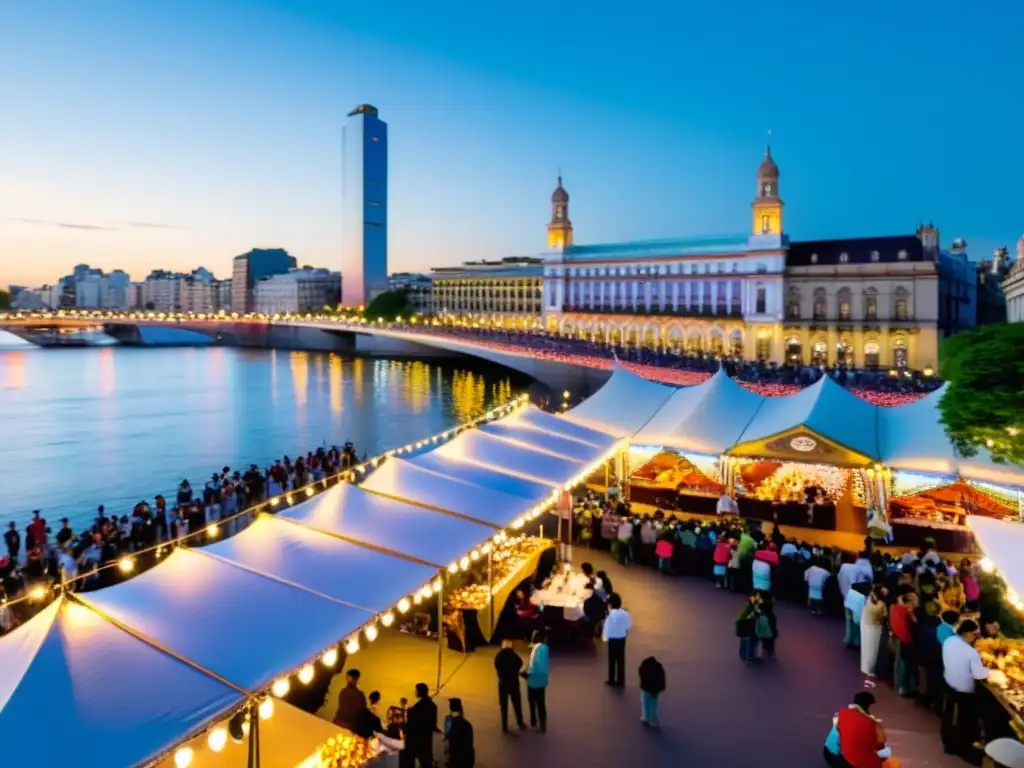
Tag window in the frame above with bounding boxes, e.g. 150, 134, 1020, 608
864, 341, 880, 369
761, 215, 770, 234
715, 282, 727, 314
893, 339, 909, 368
839, 252, 849, 264
755, 284, 766, 314
811, 340, 828, 365
810, 253, 818, 264
813, 288, 827, 320
730, 280, 742, 315
785, 336, 802, 362
837, 288, 852, 321
756, 335, 771, 361
864, 289, 878, 320
870, 251, 880, 262
701, 280, 712, 313
786, 299, 801, 319
894, 289, 910, 320
836, 340, 853, 366
897, 250, 908, 261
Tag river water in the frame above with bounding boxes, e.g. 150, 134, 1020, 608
0, 346, 533, 532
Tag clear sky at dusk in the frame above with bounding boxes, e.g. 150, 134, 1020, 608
1, 0, 1020, 288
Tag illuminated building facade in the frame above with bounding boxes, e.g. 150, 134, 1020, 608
1004, 237, 1024, 323
430, 258, 543, 329
341, 104, 388, 308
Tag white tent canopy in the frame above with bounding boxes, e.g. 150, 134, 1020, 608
0, 598, 242, 768
732, 375, 880, 460
562, 366, 676, 438
969, 517, 1024, 599
361, 457, 531, 527
506, 405, 617, 447
80, 548, 369, 691
204, 514, 435, 611
478, 421, 607, 464
433, 429, 583, 486
281, 482, 494, 570
408, 452, 555, 500
634, 368, 766, 455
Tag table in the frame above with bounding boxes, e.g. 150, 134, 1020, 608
531, 570, 591, 622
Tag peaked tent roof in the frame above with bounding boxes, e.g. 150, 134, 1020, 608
633, 368, 766, 454
0, 598, 242, 768
281, 482, 494, 569
80, 548, 368, 692
433, 430, 584, 486
203, 514, 435, 610
969, 516, 1024, 599
408, 452, 555, 500
478, 421, 608, 464
361, 457, 531, 526
506, 405, 617, 447
732, 375, 880, 460
562, 366, 677, 438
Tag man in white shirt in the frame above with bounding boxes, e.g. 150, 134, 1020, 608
602, 593, 633, 687
853, 553, 874, 584
941, 620, 991, 760
843, 581, 869, 647
836, 557, 859, 598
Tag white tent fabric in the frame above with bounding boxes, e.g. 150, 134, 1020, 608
506, 405, 617, 447
478, 421, 607, 464
878, 386, 1024, 485
434, 430, 583, 486
634, 368, 766, 455
281, 482, 494, 569
969, 517, 1024, 599
203, 514, 435, 611
733, 375, 880, 460
0, 598, 242, 768
562, 366, 677, 437
362, 458, 532, 526
81, 548, 368, 691
408, 453, 555, 500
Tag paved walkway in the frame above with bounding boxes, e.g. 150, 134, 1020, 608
323, 550, 958, 767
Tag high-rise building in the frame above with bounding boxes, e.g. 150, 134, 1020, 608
341, 104, 388, 308
231, 248, 297, 313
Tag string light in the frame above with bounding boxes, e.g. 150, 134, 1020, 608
207, 523, 219, 538
447, 562, 458, 574
207, 727, 228, 753
981, 557, 995, 574
345, 637, 360, 654
29, 586, 46, 601
381, 611, 395, 627
321, 647, 339, 667
365, 625, 379, 642
258, 697, 274, 720
397, 598, 411, 613
271, 677, 290, 697
459, 556, 470, 571
173, 747, 194, 768
432, 577, 442, 591
118, 556, 135, 573
298, 664, 315, 685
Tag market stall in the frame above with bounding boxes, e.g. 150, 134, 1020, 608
627, 450, 724, 513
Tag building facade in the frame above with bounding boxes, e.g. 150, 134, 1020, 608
253, 268, 341, 314
231, 249, 297, 313
341, 104, 388, 308
388, 273, 432, 315
430, 258, 544, 329
142, 271, 183, 311
1004, 237, 1024, 323
180, 270, 232, 314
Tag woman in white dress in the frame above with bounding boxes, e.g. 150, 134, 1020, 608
859, 585, 887, 687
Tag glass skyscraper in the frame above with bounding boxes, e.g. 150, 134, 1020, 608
341, 104, 388, 308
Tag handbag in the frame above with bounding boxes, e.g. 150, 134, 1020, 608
755, 613, 773, 640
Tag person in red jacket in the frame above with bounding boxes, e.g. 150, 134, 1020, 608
712, 539, 734, 589
836, 692, 897, 768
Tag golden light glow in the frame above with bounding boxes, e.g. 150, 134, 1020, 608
322, 648, 339, 667
381, 611, 395, 627
271, 678, 290, 697
397, 598, 411, 613
365, 625, 379, 642
432, 577, 442, 592
207, 523, 219, 538
448, 562, 458, 574
298, 664, 315, 685
29, 586, 46, 601
207, 727, 228, 753
459, 556, 470, 571
981, 557, 995, 574
345, 637, 360, 654
174, 747, 194, 768
118, 556, 135, 573
470, 549, 480, 561
259, 697, 275, 720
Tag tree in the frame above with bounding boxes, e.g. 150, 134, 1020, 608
0, 290, 10, 310
364, 289, 411, 322
938, 323, 1024, 463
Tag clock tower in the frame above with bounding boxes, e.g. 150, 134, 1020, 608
547, 174, 573, 250
751, 141, 783, 236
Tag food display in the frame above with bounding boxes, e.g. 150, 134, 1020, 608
302, 733, 378, 768
890, 480, 1016, 527
976, 637, 1020, 709
445, 536, 550, 611
630, 451, 724, 495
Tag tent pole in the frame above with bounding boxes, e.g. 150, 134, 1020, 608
488, 550, 495, 637
247, 702, 259, 768
436, 571, 444, 693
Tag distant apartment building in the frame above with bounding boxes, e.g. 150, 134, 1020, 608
179, 268, 231, 313
127, 282, 144, 310
430, 258, 544, 329
341, 104, 388, 307
1004, 238, 1024, 323
388, 272, 433, 315
231, 248, 297, 313
142, 270, 184, 311
253, 268, 341, 314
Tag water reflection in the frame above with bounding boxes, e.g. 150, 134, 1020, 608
290, 351, 310, 407
1, 351, 27, 389
329, 354, 343, 415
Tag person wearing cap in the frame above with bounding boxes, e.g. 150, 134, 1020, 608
941, 619, 990, 760
443, 698, 475, 768
986, 738, 1024, 768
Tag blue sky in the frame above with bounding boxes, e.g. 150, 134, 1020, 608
0, 0, 1020, 287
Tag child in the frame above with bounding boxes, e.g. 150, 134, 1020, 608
638, 656, 666, 728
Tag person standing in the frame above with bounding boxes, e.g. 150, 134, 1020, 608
860, 586, 888, 688
493, 640, 526, 733
333, 669, 368, 732
941, 619, 990, 761
638, 656, 666, 729
4, 522, 20, 563
443, 698, 475, 768
402, 682, 438, 768
523, 630, 549, 732
603, 593, 632, 686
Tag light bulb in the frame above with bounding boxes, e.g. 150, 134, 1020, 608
118, 557, 134, 573
432, 577, 442, 591
981, 558, 995, 574
174, 747, 194, 768
381, 612, 395, 627
321, 648, 339, 667
365, 625, 379, 642
421, 585, 433, 598
29, 586, 46, 601
298, 664, 315, 685
207, 727, 228, 753
207, 523, 219, 538
448, 563, 458, 574
397, 597, 411, 613
459, 556, 470, 571
271, 677, 290, 697
346, 638, 360, 654
414, 594, 423, 605
258, 697, 274, 720
470, 550, 480, 561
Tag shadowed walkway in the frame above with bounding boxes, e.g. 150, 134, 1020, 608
324, 550, 958, 767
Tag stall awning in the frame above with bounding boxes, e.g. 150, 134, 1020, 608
730, 375, 880, 464
478, 421, 608, 464
281, 482, 495, 570
506, 405, 617, 448
0, 598, 242, 768
433, 429, 583, 486
634, 368, 766, 455
969, 516, 1024, 599
562, 366, 676, 438
203, 514, 436, 609
361, 457, 532, 527
408, 452, 555, 500
80, 548, 368, 692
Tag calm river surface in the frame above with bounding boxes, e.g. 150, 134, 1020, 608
0, 347, 532, 531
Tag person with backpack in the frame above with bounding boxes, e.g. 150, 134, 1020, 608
736, 592, 762, 665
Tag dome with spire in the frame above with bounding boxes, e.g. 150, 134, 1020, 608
758, 145, 779, 178
551, 175, 569, 204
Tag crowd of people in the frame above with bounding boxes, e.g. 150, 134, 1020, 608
397, 324, 941, 407
571, 492, 1024, 766
0, 442, 363, 635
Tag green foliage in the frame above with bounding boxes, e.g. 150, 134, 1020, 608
364, 289, 411, 322
938, 323, 1024, 463
0, 290, 10, 310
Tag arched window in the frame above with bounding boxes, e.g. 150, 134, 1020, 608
755, 284, 767, 314
837, 288, 852, 321
786, 287, 801, 319
813, 288, 827, 320
836, 340, 854, 366
893, 338, 909, 369
863, 288, 878, 321
785, 336, 802, 363
811, 340, 828, 365
893, 287, 910, 321
864, 341, 880, 369
756, 333, 771, 361
729, 330, 743, 357
709, 333, 724, 354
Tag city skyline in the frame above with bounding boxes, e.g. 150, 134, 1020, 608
2, 1, 1022, 289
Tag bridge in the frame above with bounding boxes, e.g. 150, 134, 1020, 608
0, 311, 616, 391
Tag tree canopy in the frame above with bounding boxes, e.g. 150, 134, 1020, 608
0, 290, 10, 310
938, 323, 1024, 463
363, 288, 412, 322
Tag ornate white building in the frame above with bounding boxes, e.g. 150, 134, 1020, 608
1004, 237, 1024, 323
